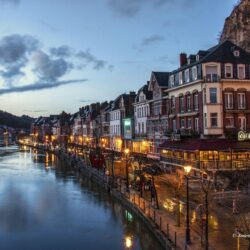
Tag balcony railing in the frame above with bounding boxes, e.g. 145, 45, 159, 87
204, 74, 220, 83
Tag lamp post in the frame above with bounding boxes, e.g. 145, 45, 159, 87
201, 174, 210, 250
184, 165, 192, 245
124, 148, 130, 192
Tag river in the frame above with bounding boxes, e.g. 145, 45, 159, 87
0, 147, 164, 250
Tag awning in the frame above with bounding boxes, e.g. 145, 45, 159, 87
159, 138, 250, 151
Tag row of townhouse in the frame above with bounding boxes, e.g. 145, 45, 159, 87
31, 40, 250, 172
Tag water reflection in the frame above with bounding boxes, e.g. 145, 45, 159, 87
0, 149, 164, 250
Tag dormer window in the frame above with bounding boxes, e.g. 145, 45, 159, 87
233, 50, 240, 57
170, 75, 174, 87
192, 66, 197, 80
179, 72, 183, 85
185, 69, 190, 83
237, 64, 245, 79
225, 64, 233, 78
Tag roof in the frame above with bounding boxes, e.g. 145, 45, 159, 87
135, 83, 153, 102
152, 72, 170, 87
170, 40, 250, 74
159, 138, 250, 151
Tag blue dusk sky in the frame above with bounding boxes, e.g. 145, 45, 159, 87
0, 0, 238, 117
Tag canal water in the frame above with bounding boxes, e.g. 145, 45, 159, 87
0, 147, 164, 250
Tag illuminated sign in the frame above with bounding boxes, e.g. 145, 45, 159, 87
123, 118, 133, 139
238, 131, 250, 141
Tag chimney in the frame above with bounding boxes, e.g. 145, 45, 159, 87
180, 53, 187, 67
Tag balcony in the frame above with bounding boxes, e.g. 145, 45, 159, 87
204, 74, 220, 83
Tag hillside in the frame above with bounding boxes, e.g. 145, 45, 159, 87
0, 110, 34, 129
220, 0, 250, 52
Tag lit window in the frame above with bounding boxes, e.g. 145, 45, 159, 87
188, 118, 192, 128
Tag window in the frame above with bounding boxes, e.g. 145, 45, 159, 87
225, 93, 233, 109
237, 64, 245, 79
238, 93, 246, 109
180, 97, 184, 113
192, 66, 197, 81
171, 96, 175, 112
194, 94, 199, 111
225, 116, 234, 128
153, 102, 161, 115
233, 50, 240, 57
187, 118, 192, 128
142, 123, 144, 134
187, 95, 191, 111
225, 64, 233, 78
181, 118, 185, 128
206, 65, 218, 82
179, 72, 183, 85
138, 123, 140, 134
170, 75, 174, 87
203, 89, 207, 104
210, 88, 217, 104
185, 69, 190, 83
195, 118, 199, 132
238, 116, 246, 130
204, 113, 207, 128
210, 113, 218, 127
173, 119, 177, 131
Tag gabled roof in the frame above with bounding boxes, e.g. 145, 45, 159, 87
135, 83, 153, 102
151, 72, 170, 87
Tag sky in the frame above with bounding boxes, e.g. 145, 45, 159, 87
0, 0, 238, 117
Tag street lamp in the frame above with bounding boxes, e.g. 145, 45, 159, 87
124, 148, 130, 192
184, 165, 192, 245
201, 173, 211, 250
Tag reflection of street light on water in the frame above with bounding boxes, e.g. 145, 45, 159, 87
184, 165, 192, 245
124, 236, 133, 249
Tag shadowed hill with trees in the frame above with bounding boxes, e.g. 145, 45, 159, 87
0, 110, 34, 129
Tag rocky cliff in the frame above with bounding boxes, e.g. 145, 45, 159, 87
220, 0, 250, 52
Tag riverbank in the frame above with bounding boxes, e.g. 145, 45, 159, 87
22, 143, 210, 250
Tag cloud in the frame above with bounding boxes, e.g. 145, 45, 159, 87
107, 0, 197, 17
0, 34, 39, 80
0, 79, 87, 95
141, 35, 165, 47
50, 45, 73, 58
23, 110, 48, 113
32, 50, 73, 82
76, 49, 107, 70
79, 99, 94, 103
0, 0, 20, 5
